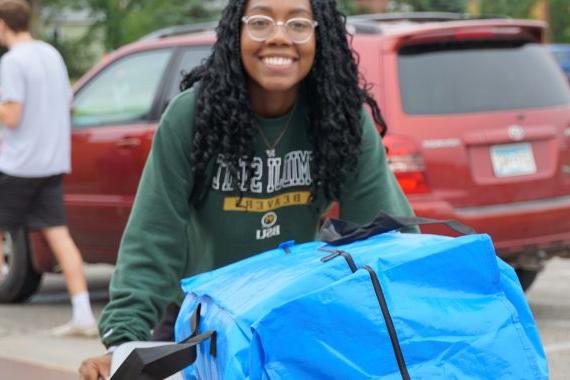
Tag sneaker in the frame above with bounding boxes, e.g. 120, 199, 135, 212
50, 321, 99, 338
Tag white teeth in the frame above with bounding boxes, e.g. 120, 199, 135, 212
263, 57, 293, 66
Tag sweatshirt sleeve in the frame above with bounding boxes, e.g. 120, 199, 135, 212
98, 90, 196, 347
338, 108, 418, 232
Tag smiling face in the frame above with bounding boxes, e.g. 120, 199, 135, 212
240, 0, 316, 100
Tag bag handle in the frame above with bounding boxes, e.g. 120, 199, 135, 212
188, 303, 202, 340
320, 211, 476, 246
110, 331, 217, 380
111, 304, 216, 380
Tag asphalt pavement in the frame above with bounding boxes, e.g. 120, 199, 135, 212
0, 265, 111, 379
0, 358, 76, 380
526, 258, 570, 378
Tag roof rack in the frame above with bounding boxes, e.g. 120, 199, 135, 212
346, 20, 383, 35
346, 12, 471, 35
346, 12, 512, 35
349, 12, 510, 24
349, 12, 469, 23
139, 21, 218, 41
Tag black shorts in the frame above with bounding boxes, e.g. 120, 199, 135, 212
0, 172, 66, 230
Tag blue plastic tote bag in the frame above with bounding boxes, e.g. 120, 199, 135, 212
114, 213, 548, 379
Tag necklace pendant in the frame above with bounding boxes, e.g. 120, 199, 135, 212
266, 149, 276, 157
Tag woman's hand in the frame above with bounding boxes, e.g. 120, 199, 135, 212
79, 354, 112, 380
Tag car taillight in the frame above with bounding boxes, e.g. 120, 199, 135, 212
383, 135, 430, 194
453, 27, 526, 40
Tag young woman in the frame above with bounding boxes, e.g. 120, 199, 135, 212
80, 0, 415, 378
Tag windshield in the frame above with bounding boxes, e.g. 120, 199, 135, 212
398, 40, 570, 115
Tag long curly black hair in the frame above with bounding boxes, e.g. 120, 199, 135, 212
181, 0, 386, 203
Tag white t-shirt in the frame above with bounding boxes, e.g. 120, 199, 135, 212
0, 40, 72, 177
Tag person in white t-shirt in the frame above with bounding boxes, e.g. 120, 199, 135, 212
0, 0, 96, 337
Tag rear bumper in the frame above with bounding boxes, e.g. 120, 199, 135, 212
411, 194, 570, 260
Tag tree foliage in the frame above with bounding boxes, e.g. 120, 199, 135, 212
548, 0, 570, 43
47, 34, 96, 80
27, 0, 223, 79
479, 0, 535, 19
43, 0, 221, 51
480, 0, 570, 43
337, 0, 360, 15
104, 0, 217, 48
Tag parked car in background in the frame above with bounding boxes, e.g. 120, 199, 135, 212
550, 44, 570, 81
2, 13, 570, 302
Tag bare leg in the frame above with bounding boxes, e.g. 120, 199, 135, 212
41, 226, 87, 296
43, 226, 96, 337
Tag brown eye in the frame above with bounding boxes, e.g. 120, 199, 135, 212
288, 20, 311, 33
249, 17, 272, 31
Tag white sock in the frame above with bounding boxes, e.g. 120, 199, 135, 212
1, 263, 8, 276
71, 291, 96, 326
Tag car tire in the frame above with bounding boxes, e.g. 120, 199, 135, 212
0, 228, 42, 303
515, 268, 539, 292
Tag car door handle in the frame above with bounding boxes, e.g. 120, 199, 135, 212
116, 137, 141, 149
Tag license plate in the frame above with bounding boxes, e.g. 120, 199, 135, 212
490, 143, 537, 177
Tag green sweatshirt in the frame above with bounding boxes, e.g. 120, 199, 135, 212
99, 88, 416, 347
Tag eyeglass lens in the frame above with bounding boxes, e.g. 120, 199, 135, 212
246, 17, 314, 42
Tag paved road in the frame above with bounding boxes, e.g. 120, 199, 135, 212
0, 358, 76, 380
0, 265, 112, 377
526, 258, 570, 379
0, 259, 569, 378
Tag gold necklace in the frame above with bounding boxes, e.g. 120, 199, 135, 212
256, 102, 297, 158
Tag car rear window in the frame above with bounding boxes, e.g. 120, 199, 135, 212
398, 40, 570, 115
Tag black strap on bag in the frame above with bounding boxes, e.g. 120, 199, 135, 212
320, 211, 476, 246
111, 304, 216, 380
363, 265, 410, 380
320, 248, 410, 379
319, 213, 474, 380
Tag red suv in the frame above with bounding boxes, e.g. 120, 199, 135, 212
2, 13, 570, 302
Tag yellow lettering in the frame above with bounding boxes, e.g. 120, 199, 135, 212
223, 191, 311, 212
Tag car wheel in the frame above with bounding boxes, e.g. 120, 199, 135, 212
515, 268, 539, 292
0, 228, 42, 303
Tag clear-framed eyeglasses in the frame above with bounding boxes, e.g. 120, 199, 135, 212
241, 15, 318, 44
